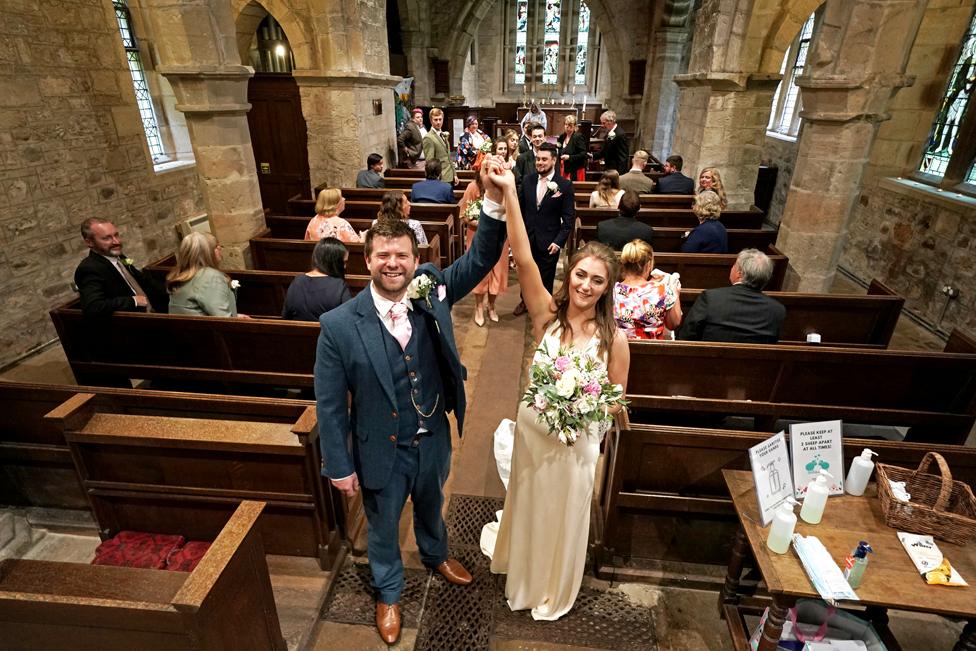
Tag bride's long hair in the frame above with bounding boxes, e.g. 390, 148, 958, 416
550, 242, 620, 357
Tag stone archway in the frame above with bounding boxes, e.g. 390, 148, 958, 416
231, 0, 315, 70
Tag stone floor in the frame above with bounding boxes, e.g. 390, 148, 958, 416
0, 270, 969, 650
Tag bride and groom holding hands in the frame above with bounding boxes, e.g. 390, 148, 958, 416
314, 153, 631, 643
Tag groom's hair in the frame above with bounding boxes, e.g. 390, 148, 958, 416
365, 218, 418, 257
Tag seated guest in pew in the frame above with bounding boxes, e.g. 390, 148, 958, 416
596, 190, 654, 250
614, 239, 682, 340
305, 188, 359, 243
619, 150, 656, 194
681, 190, 728, 253
589, 170, 625, 208
356, 153, 386, 189
678, 248, 785, 343
410, 159, 454, 204
75, 218, 168, 316
653, 155, 695, 195
282, 237, 353, 321
697, 167, 728, 209
166, 232, 249, 318
374, 190, 428, 245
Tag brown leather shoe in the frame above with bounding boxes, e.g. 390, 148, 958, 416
513, 301, 527, 317
436, 558, 473, 585
375, 602, 401, 644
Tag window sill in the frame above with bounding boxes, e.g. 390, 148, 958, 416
765, 130, 797, 143
879, 176, 976, 212
153, 159, 196, 175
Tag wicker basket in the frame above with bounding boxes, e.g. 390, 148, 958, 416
876, 452, 976, 545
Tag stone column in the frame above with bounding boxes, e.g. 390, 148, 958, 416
639, 27, 688, 160
671, 73, 780, 209
159, 65, 264, 270
294, 71, 401, 190
776, 75, 912, 292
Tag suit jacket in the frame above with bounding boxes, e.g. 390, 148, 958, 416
593, 128, 629, 175
556, 131, 588, 177
518, 172, 576, 250
596, 216, 654, 251
74, 251, 168, 316
397, 121, 424, 166
514, 149, 536, 191
314, 212, 507, 490
681, 219, 728, 253
410, 179, 454, 204
518, 135, 531, 155
422, 130, 455, 182
677, 284, 786, 344
654, 171, 695, 195
619, 169, 655, 194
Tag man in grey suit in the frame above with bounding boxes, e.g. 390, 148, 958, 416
397, 108, 426, 168
619, 150, 655, 194
678, 248, 786, 343
314, 160, 508, 644
421, 107, 456, 184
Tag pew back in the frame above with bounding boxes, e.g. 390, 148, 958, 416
646, 245, 787, 290
251, 230, 441, 274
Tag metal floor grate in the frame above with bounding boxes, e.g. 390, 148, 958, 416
445, 493, 505, 550
414, 546, 496, 650
320, 558, 428, 628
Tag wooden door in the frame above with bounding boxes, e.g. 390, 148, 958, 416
247, 74, 311, 214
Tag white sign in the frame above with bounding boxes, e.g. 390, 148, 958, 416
790, 420, 844, 498
748, 431, 795, 526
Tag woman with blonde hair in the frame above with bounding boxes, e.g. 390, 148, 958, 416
304, 188, 359, 242
588, 169, 624, 208
557, 114, 587, 181
503, 129, 520, 169
681, 189, 728, 253
697, 167, 728, 209
167, 232, 247, 318
613, 239, 682, 339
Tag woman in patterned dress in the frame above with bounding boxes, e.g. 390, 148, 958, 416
613, 239, 682, 339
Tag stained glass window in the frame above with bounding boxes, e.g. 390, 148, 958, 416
113, 1, 165, 161
776, 14, 814, 135
541, 0, 561, 84
514, 0, 528, 85
919, 11, 976, 179
575, 1, 589, 86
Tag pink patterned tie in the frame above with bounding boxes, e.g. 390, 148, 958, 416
389, 302, 412, 350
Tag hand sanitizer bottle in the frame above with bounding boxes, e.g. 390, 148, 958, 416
843, 541, 873, 588
845, 448, 878, 497
800, 468, 833, 525
766, 497, 799, 554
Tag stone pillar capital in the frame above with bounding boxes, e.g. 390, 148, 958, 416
293, 70, 402, 90
795, 74, 915, 124
673, 72, 781, 92
157, 65, 255, 116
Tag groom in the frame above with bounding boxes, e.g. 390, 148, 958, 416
314, 158, 508, 644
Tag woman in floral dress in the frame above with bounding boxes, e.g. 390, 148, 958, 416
613, 239, 682, 339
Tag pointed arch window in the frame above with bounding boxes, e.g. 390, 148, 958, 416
113, 0, 165, 161
767, 12, 816, 138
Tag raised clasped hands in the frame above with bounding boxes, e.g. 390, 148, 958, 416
480, 154, 515, 203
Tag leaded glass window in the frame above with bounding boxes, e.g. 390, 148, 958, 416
113, 0, 165, 161
918, 11, 976, 180
767, 13, 815, 137
514, 0, 528, 85
541, 0, 561, 85
574, 1, 589, 86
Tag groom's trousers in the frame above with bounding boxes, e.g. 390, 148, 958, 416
361, 432, 451, 604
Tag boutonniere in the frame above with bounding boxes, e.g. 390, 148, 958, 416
608, 132, 616, 140
406, 274, 436, 308
230, 279, 241, 291
546, 181, 558, 193
121, 257, 135, 267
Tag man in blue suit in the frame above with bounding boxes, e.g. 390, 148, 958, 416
314, 160, 508, 644
410, 159, 455, 204
513, 142, 575, 315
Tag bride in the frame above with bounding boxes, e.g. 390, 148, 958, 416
482, 156, 630, 620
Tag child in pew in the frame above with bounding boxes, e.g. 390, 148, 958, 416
282, 237, 353, 322
166, 232, 250, 318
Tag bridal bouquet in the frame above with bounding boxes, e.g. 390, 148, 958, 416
463, 198, 483, 223
521, 341, 627, 446
478, 137, 494, 154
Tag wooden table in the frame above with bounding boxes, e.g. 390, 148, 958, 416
719, 469, 976, 651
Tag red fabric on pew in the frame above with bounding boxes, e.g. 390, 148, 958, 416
165, 540, 212, 572
92, 531, 185, 570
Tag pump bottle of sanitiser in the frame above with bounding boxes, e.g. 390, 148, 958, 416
800, 468, 833, 525
845, 448, 878, 497
767, 497, 799, 554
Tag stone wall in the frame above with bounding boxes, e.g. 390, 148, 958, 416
0, 0, 203, 367
760, 132, 798, 226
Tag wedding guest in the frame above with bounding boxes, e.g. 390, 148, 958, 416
282, 237, 352, 321
596, 190, 653, 250
519, 102, 548, 133
589, 170, 624, 208
410, 159, 454, 204
356, 153, 386, 188
503, 129, 520, 169
698, 167, 728, 209
557, 114, 587, 182
681, 190, 728, 253
305, 188, 359, 243
613, 239, 681, 340
591, 109, 629, 175
374, 190, 428, 245
460, 140, 511, 326
397, 108, 426, 168
654, 155, 695, 195
619, 150, 655, 194
456, 116, 488, 170
514, 122, 547, 190
422, 107, 456, 183
167, 232, 247, 318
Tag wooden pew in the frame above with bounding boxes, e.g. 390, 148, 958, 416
384, 168, 476, 181
678, 279, 903, 348
574, 225, 777, 256
624, 336, 976, 444
647, 245, 788, 290
594, 415, 976, 577
0, 500, 287, 650
251, 230, 442, 275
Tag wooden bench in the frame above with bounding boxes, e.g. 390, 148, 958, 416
594, 414, 976, 579
644, 245, 788, 290
251, 230, 441, 275
625, 336, 976, 444
0, 500, 286, 650
576, 205, 766, 231
679, 279, 903, 347
573, 225, 777, 257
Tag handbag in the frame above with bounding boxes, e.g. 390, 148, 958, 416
749, 599, 888, 651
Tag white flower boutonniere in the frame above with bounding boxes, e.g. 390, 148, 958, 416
230, 280, 241, 290
121, 257, 135, 267
406, 274, 435, 308
608, 132, 616, 140
546, 181, 558, 193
